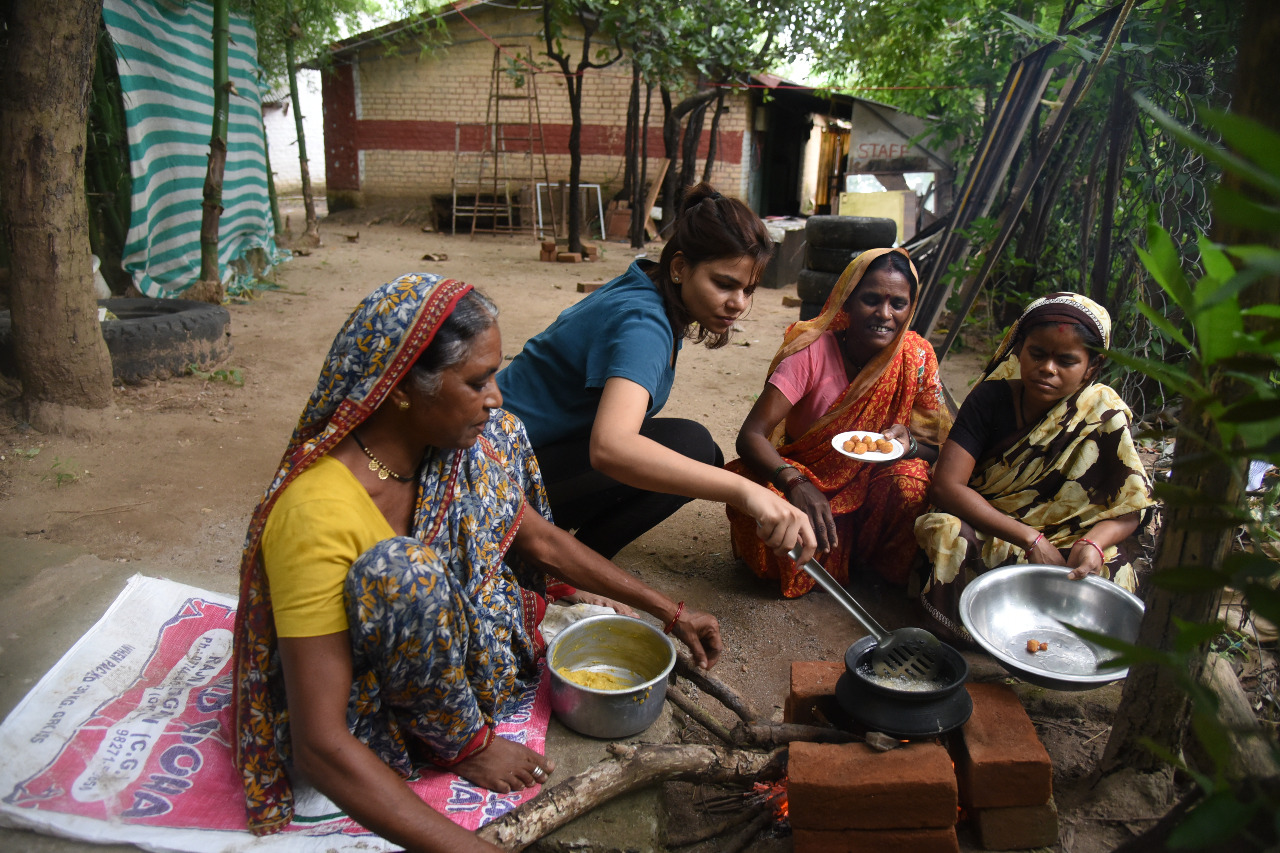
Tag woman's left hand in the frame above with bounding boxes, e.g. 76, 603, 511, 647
671, 607, 723, 670
1067, 538, 1105, 580
881, 424, 912, 458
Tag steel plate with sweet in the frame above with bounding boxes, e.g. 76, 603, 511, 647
959, 564, 1144, 691
831, 430, 904, 462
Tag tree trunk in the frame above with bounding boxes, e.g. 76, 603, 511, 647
1099, 0, 1280, 779
286, 31, 320, 248
679, 98, 709, 193
195, 0, 229, 301
701, 90, 725, 184
660, 88, 717, 233
622, 62, 639, 202
0, 0, 114, 426
630, 82, 652, 249
1090, 65, 1138, 306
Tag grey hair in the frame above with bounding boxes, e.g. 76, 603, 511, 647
408, 289, 499, 396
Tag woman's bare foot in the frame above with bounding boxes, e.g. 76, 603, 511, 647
452, 735, 555, 794
560, 590, 636, 616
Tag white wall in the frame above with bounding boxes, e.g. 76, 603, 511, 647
263, 69, 326, 193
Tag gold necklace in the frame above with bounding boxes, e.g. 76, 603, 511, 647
352, 431, 413, 482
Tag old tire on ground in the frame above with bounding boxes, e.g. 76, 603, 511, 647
0, 298, 232, 384
797, 268, 841, 305
805, 245, 865, 274
799, 301, 824, 322
804, 215, 898, 251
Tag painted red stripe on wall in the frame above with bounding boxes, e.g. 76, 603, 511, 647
354, 120, 742, 164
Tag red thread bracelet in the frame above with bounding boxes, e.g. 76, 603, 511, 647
663, 601, 684, 634
1028, 532, 1044, 552
1079, 537, 1106, 564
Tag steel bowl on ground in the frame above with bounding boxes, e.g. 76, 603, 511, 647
959, 564, 1145, 691
546, 614, 676, 739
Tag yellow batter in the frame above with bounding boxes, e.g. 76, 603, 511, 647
558, 667, 634, 691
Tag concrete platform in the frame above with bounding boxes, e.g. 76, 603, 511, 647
0, 537, 669, 852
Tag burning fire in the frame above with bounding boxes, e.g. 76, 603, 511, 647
751, 777, 789, 819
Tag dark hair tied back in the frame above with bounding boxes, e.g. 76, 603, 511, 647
655, 182, 774, 349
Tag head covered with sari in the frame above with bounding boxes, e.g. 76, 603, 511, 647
766, 246, 950, 448
728, 247, 952, 594
916, 290, 1155, 616
232, 273, 548, 834
982, 291, 1111, 383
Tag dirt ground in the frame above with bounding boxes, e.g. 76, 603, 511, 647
0, 207, 1180, 851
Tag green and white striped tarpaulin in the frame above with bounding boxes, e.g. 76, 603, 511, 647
103, 0, 286, 298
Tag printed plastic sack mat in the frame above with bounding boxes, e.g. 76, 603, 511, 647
0, 575, 550, 851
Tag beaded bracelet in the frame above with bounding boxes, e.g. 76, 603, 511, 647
783, 474, 811, 496
771, 463, 796, 487
1079, 537, 1106, 565
663, 601, 685, 634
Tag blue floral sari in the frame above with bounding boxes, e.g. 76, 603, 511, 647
232, 274, 552, 835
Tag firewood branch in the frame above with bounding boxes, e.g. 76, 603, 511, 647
475, 744, 785, 851
666, 686, 735, 744
675, 650, 759, 723
731, 721, 864, 748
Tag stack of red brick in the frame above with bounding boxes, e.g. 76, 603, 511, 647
784, 661, 1058, 851
951, 683, 1058, 850
539, 240, 599, 263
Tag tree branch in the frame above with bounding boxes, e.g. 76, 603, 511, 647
675, 651, 759, 723
475, 744, 786, 851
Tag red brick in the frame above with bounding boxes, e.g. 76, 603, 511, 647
793, 826, 959, 853
971, 797, 1059, 850
951, 683, 1052, 808
556, 252, 582, 263
789, 741, 957, 830
785, 661, 844, 725
541, 240, 558, 252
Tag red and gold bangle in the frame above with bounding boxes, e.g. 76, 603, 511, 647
1028, 532, 1044, 552
1079, 537, 1106, 565
663, 601, 685, 634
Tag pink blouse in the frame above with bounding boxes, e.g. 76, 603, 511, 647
768, 331, 850, 439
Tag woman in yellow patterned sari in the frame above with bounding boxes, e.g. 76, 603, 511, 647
728, 248, 953, 597
915, 292, 1156, 641
232, 274, 722, 851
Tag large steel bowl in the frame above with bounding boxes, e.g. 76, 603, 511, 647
959, 564, 1145, 691
546, 614, 676, 739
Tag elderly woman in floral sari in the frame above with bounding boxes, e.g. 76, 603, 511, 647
232, 274, 722, 852
915, 292, 1156, 642
728, 248, 953, 597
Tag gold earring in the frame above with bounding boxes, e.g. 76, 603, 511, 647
398, 400, 410, 411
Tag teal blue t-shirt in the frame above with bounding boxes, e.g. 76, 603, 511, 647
498, 260, 680, 447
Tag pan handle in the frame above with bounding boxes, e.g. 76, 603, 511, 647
789, 546, 888, 642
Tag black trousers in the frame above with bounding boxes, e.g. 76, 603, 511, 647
532, 418, 723, 559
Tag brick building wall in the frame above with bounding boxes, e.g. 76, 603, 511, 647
322, 3, 751, 212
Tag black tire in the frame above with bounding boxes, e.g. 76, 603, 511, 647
805, 215, 898, 251
796, 268, 840, 305
805, 245, 865, 274
0, 297, 232, 384
799, 301, 824, 322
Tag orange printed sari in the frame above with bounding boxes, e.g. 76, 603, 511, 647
726, 248, 952, 597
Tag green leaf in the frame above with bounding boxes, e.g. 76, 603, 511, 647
1243, 585, 1280, 635
1243, 305, 1280, 319
1205, 108, 1280, 180
1150, 567, 1232, 593
1220, 397, 1280, 425
1172, 618, 1223, 655
1209, 185, 1280, 232
1197, 233, 1236, 284
1134, 302, 1192, 350
1137, 220, 1194, 311
1168, 790, 1259, 849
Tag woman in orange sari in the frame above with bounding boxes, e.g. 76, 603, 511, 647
728, 248, 952, 597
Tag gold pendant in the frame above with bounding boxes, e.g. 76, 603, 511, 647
369, 459, 389, 479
